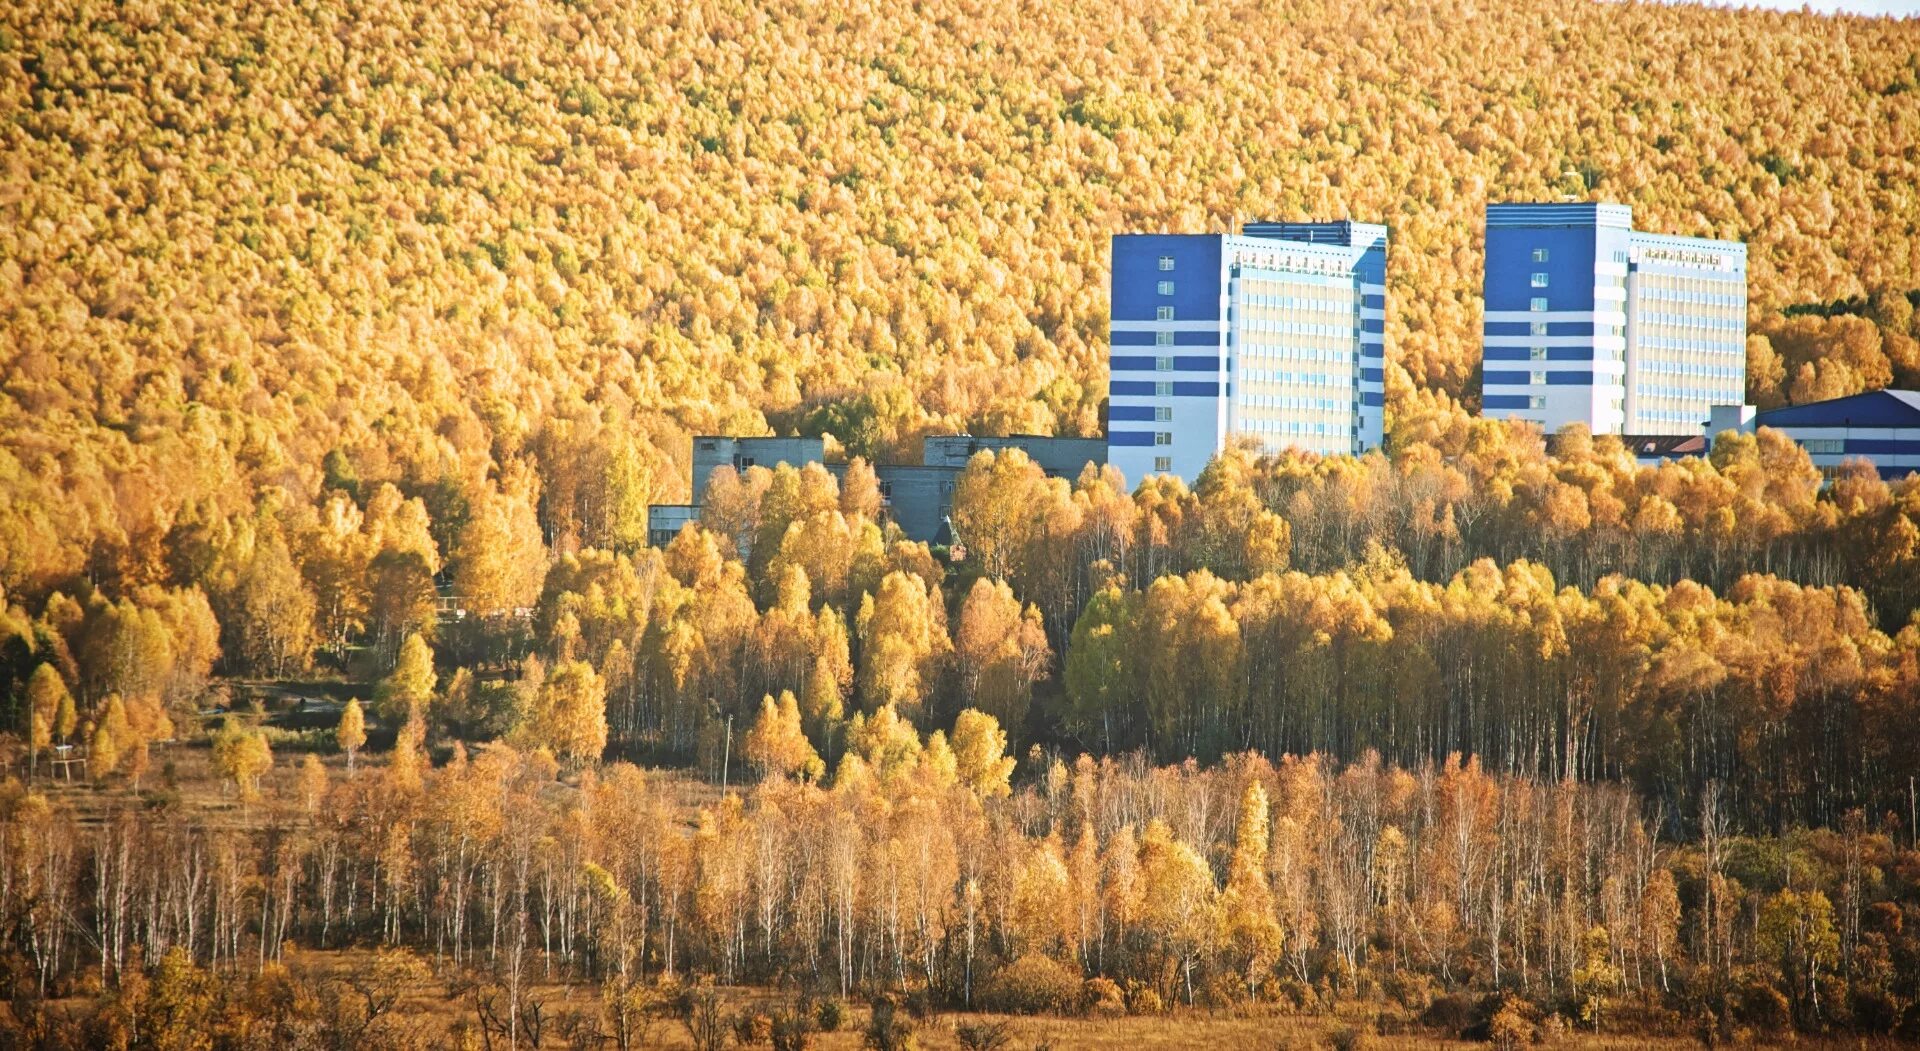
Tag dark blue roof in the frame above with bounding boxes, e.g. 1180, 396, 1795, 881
1755, 390, 1920, 428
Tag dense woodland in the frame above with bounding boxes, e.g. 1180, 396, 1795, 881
7, 0, 1920, 1044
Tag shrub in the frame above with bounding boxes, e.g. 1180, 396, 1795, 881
1202, 971, 1246, 1008
1126, 981, 1164, 1016
1419, 992, 1478, 1035
733, 1011, 773, 1045
1487, 998, 1538, 1051
903, 985, 938, 1020
980, 954, 1080, 1015
815, 998, 845, 1032
770, 1008, 816, 1051
1326, 1024, 1372, 1051
1730, 973, 1791, 1031
1080, 977, 1125, 1018
863, 995, 916, 1051
955, 1019, 1014, 1051
1273, 978, 1314, 1012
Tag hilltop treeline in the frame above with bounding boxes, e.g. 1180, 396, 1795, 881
5, 739, 1919, 1044
5, 0, 1920, 603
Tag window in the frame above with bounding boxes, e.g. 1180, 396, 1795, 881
1153, 456, 1173, 472
1154, 432, 1172, 446
1530, 297, 1549, 312
1155, 331, 1174, 346
1531, 321, 1549, 336
1155, 381, 1173, 397
1531, 273, 1549, 288
1154, 406, 1172, 422
1532, 248, 1549, 262
1155, 356, 1174, 372
1158, 256, 1175, 271
1157, 281, 1175, 295
1528, 396, 1547, 410
1530, 347, 1548, 361
1156, 306, 1174, 321
1802, 438, 1844, 454
1530, 370, 1548, 385
878, 480, 893, 499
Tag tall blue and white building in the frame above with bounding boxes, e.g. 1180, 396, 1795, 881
1106, 221, 1387, 483
1481, 202, 1747, 436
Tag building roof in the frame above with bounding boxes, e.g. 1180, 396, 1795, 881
1545, 433, 1706, 460
1486, 202, 1634, 229
1621, 434, 1707, 459
1753, 390, 1920, 429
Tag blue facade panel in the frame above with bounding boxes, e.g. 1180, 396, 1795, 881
1483, 394, 1533, 410
1483, 347, 1597, 362
1112, 330, 1222, 346
1844, 439, 1920, 455
1108, 431, 1158, 447
1486, 224, 1599, 314
1109, 405, 1158, 422
1111, 235, 1224, 323
1110, 380, 1159, 396
1754, 391, 1920, 428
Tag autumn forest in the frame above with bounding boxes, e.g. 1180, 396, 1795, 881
5, 0, 1920, 1046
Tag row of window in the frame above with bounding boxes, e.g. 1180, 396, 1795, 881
1243, 320, 1351, 337
1636, 314, 1744, 332
1639, 361, 1742, 379
1638, 385, 1742, 402
1638, 288, 1743, 308
1239, 419, 1351, 437
1243, 370, 1350, 388
1241, 298, 1352, 314
1241, 395, 1351, 412
1240, 347, 1357, 369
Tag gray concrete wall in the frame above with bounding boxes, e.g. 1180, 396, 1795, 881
873, 465, 958, 544
646, 504, 698, 547
690, 436, 827, 501
920, 435, 1107, 476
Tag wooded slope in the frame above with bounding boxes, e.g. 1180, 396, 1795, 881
4, 0, 1919, 589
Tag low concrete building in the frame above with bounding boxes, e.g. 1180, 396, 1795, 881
1708, 391, 1920, 480
647, 434, 1107, 549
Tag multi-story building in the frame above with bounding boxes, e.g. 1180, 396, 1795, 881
1106, 220, 1387, 483
1481, 202, 1746, 437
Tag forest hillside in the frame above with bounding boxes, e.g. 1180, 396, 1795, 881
5, 0, 1920, 593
